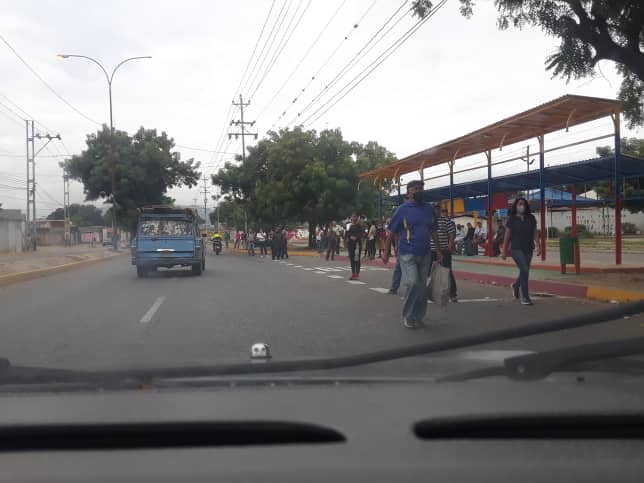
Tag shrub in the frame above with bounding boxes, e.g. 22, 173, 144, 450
563, 224, 593, 238
622, 222, 638, 235
547, 226, 559, 238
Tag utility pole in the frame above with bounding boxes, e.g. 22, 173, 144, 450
63, 166, 71, 247
521, 145, 535, 200
228, 94, 257, 233
25, 120, 61, 250
228, 94, 257, 163
200, 174, 210, 228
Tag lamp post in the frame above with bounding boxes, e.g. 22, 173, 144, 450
57, 54, 151, 250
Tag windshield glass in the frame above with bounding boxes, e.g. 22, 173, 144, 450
139, 219, 193, 237
0, 0, 643, 388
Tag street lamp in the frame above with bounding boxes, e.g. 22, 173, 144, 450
57, 53, 151, 250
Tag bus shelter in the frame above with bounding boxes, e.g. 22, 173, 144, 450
360, 95, 632, 264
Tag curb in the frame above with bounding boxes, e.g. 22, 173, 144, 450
0, 253, 124, 287
455, 256, 644, 274
452, 269, 644, 303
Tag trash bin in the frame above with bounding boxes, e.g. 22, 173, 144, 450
559, 235, 579, 274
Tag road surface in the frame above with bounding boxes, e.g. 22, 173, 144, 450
0, 249, 641, 371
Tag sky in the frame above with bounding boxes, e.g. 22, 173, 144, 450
1, 0, 641, 218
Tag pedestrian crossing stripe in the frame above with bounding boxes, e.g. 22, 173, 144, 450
293, 265, 303, 268
314, 271, 326, 274
346, 280, 366, 285
334, 267, 351, 271
327, 275, 343, 279
302, 268, 314, 271
369, 287, 391, 294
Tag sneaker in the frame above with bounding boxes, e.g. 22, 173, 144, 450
349, 275, 356, 280
403, 318, 420, 329
520, 297, 534, 306
511, 282, 519, 299
354, 275, 360, 280
450, 297, 458, 303
387, 288, 398, 295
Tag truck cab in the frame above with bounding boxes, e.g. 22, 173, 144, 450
131, 206, 205, 278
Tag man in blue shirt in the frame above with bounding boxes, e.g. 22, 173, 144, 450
384, 180, 442, 329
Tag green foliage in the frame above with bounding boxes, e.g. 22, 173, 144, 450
622, 221, 638, 234
564, 223, 593, 238
413, 0, 644, 127
547, 226, 560, 238
46, 203, 105, 226
592, 137, 644, 213
212, 128, 396, 246
64, 126, 201, 233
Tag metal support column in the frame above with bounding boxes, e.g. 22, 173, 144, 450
571, 185, 577, 237
449, 161, 454, 218
538, 135, 546, 261
485, 150, 493, 257
613, 112, 622, 265
25, 120, 36, 250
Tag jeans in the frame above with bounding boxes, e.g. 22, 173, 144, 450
257, 241, 267, 256
511, 249, 533, 299
399, 253, 432, 322
390, 257, 402, 291
348, 241, 361, 276
430, 250, 457, 298
326, 238, 336, 260
247, 241, 255, 256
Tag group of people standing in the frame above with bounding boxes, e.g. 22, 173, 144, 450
241, 227, 289, 260
383, 180, 539, 329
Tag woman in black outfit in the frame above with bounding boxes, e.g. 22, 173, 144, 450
345, 213, 364, 280
502, 197, 540, 305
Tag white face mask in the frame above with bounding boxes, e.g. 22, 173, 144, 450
517, 204, 526, 214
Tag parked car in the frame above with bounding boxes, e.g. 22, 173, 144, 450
131, 206, 205, 278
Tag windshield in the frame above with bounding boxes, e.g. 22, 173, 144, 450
139, 219, 193, 237
0, 0, 643, 391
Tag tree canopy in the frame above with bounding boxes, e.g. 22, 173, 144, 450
64, 126, 201, 233
46, 203, 105, 226
413, 0, 644, 127
212, 127, 395, 245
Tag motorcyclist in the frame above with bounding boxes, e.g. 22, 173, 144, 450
211, 232, 223, 254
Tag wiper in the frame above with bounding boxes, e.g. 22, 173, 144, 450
1, 300, 643, 387
439, 335, 644, 382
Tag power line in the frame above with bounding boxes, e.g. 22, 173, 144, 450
175, 144, 237, 154
296, 0, 410, 122
0, 105, 24, 127
302, 0, 447, 127
0, 99, 25, 122
242, 0, 291, 98
256, 0, 347, 121
269, 0, 377, 130
248, 0, 312, 103
0, 33, 101, 125
232, 0, 277, 99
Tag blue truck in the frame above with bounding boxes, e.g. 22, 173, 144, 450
131, 206, 205, 278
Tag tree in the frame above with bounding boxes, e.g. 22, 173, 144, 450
352, 141, 397, 219
64, 126, 201, 234
213, 127, 391, 247
46, 204, 105, 226
591, 137, 644, 212
413, 0, 644, 127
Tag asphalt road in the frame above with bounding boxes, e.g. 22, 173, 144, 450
0, 248, 641, 371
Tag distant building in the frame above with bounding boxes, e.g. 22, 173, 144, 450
35, 219, 80, 246
0, 209, 25, 252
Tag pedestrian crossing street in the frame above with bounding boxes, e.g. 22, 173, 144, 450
277, 260, 503, 304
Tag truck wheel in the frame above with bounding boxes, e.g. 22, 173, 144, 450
192, 262, 203, 276
136, 266, 147, 278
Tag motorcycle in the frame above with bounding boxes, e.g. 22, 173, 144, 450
212, 238, 222, 255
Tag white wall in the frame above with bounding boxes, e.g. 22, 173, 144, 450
545, 208, 644, 235
0, 219, 25, 252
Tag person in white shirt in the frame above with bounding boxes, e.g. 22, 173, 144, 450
256, 229, 267, 257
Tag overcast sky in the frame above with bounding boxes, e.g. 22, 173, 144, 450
1, 0, 641, 217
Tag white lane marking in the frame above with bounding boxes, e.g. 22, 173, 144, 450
426, 298, 500, 304
366, 267, 389, 271
327, 275, 343, 279
302, 268, 314, 271
294, 265, 303, 268
334, 266, 351, 271
286, 263, 294, 266
314, 271, 326, 274
369, 287, 390, 294
346, 280, 366, 285
139, 296, 166, 324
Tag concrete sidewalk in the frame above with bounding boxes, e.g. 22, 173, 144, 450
0, 245, 124, 286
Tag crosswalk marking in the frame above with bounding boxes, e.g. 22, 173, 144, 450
327, 275, 344, 279
369, 287, 391, 294
346, 280, 366, 285
314, 271, 326, 274
302, 268, 314, 271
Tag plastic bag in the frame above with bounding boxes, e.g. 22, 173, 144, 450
427, 262, 450, 307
